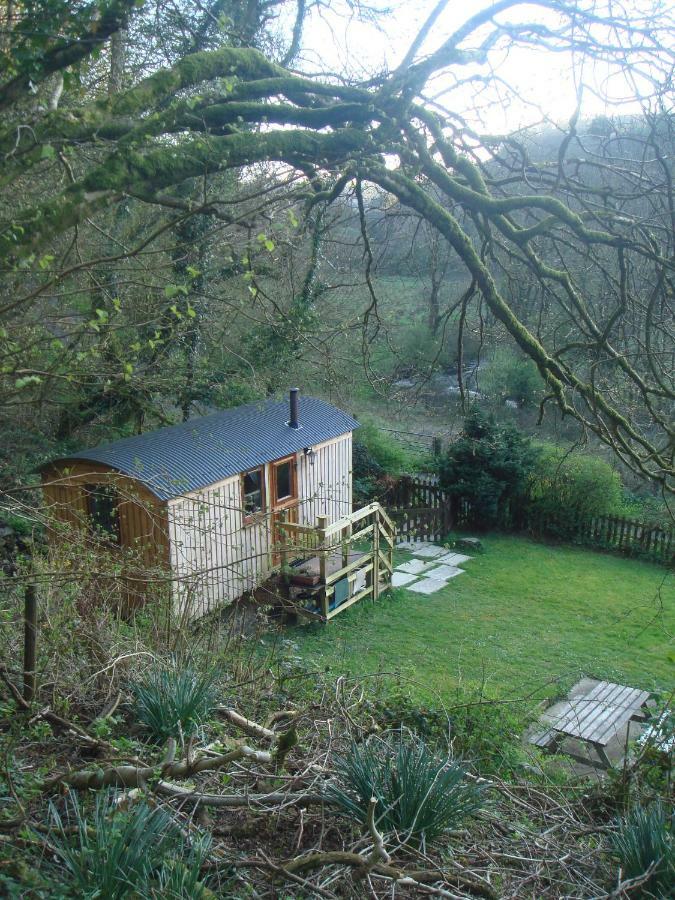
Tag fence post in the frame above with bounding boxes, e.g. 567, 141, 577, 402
372, 508, 380, 603
23, 584, 37, 703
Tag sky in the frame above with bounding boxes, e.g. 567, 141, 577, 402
289, 0, 667, 134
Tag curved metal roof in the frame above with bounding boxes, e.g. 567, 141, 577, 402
49, 396, 359, 501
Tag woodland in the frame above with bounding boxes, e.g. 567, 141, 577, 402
0, 0, 674, 897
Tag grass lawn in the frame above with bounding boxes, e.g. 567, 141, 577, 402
287, 536, 674, 709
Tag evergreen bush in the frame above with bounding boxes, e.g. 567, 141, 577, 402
438, 409, 538, 530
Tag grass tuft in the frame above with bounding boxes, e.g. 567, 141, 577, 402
48, 791, 211, 898
131, 662, 219, 742
327, 731, 483, 843
610, 802, 674, 898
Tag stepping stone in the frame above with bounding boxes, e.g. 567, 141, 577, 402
424, 564, 464, 581
407, 578, 447, 595
410, 544, 446, 559
396, 539, 427, 550
396, 559, 433, 575
436, 552, 472, 566
392, 571, 418, 587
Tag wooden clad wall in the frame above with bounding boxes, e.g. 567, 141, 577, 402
297, 433, 352, 527
41, 462, 169, 569
167, 432, 353, 618
167, 473, 271, 618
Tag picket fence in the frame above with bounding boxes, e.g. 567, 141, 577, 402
384, 475, 674, 565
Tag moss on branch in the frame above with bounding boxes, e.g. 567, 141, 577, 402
1, 128, 371, 262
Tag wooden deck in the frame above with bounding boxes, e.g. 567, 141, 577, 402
277, 503, 395, 621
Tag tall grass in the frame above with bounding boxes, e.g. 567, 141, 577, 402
131, 662, 219, 742
48, 792, 211, 898
328, 731, 483, 842
610, 803, 674, 898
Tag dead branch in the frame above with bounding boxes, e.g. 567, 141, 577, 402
217, 706, 275, 740
43, 742, 271, 791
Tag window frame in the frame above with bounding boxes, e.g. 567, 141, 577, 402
241, 466, 265, 524
271, 455, 297, 508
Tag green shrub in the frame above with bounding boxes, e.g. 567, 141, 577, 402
354, 421, 423, 477
527, 446, 623, 539
48, 792, 211, 898
439, 409, 538, 530
448, 702, 531, 776
610, 803, 674, 898
328, 732, 483, 843
480, 347, 544, 408
132, 663, 219, 742
352, 421, 425, 503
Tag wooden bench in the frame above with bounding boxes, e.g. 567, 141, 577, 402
532, 681, 652, 768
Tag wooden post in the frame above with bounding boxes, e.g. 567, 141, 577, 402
372, 508, 380, 602
317, 515, 329, 619
279, 510, 289, 586
342, 520, 351, 570
23, 584, 37, 703
432, 436, 442, 458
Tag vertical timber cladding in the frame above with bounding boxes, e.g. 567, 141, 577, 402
167, 471, 273, 618
40, 461, 169, 567
40, 462, 170, 607
167, 432, 353, 617
297, 433, 353, 526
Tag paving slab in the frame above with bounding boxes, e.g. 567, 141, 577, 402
396, 558, 434, 575
407, 577, 448, 595
410, 544, 446, 559
436, 552, 472, 566
424, 564, 464, 581
392, 571, 419, 587
396, 539, 425, 550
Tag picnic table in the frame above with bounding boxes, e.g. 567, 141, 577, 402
533, 680, 652, 768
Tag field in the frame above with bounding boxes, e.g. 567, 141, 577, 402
287, 536, 674, 711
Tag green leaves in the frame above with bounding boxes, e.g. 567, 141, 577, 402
131, 663, 219, 743
328, 732, 483, 843
257, 232, 275, 252
14, 375, 42, 390
164, 283, 189, 299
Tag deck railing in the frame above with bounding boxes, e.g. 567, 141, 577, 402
278, 502, 395, 620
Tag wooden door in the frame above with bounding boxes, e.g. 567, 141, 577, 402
270, 455, 298, 563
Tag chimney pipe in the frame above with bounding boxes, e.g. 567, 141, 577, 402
289, 388, 300, 429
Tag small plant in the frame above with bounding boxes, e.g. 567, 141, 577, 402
48, 791, 211, 898
328, 731, 483, 842
610, 802, 674, 898
132, 662, 219, 742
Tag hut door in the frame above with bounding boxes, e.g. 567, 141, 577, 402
270, 455, 298, 563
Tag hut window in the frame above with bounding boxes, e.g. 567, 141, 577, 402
85, 484, 121, 543
274, 460, 293, 502
242, 467, 264, 518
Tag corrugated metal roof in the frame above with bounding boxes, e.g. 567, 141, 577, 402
49, 396, 359, 501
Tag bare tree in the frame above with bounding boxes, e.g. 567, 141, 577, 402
0, 0, 673, 489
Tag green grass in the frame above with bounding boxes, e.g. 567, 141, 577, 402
289, 536, 674, 707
